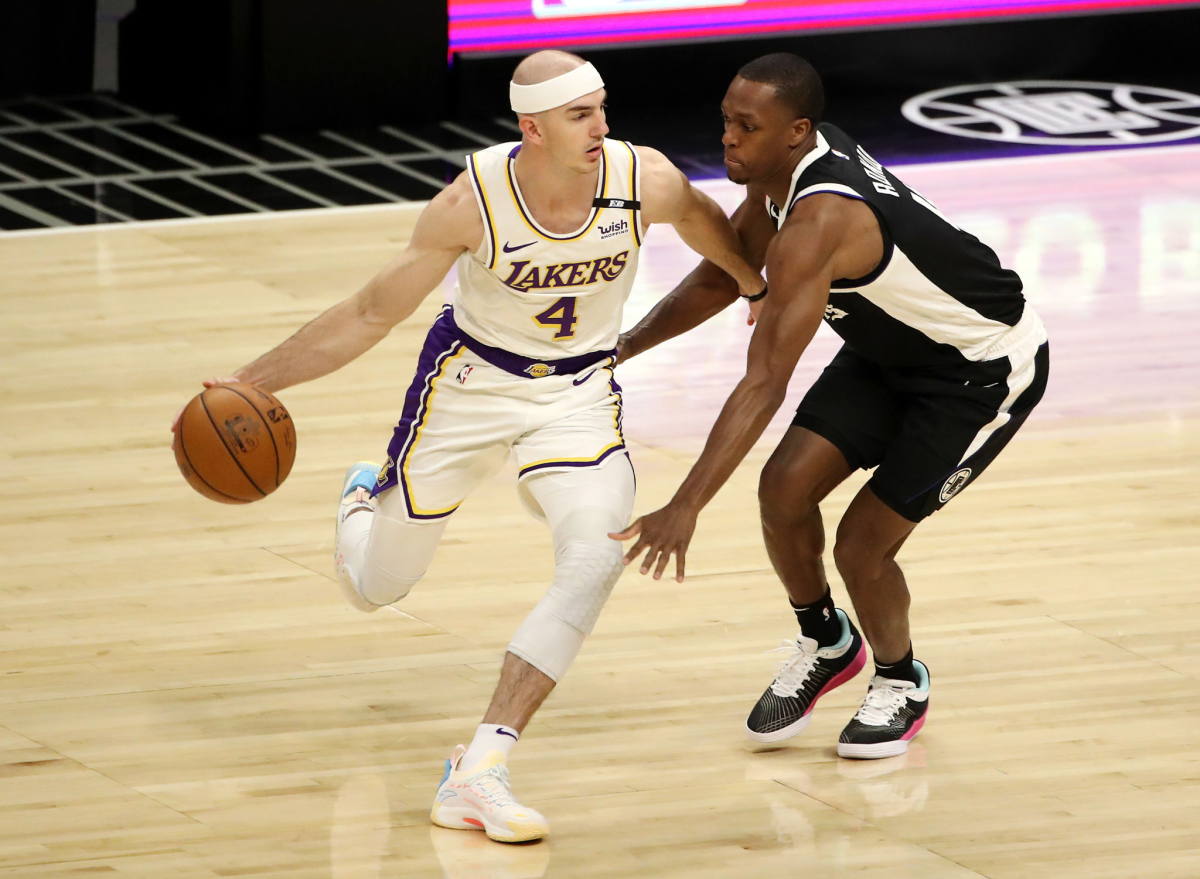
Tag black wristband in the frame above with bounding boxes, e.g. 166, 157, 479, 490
744, 285, 768, 303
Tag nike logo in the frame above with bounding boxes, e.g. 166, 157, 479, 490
496, 728, 519, 740
502, 241, 536, 253
572, 369, 597, 386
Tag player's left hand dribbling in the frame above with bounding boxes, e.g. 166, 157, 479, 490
609, 501, 699, 582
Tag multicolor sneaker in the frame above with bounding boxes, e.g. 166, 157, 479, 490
334, 462, 381, 613
746, 609, 867, 743
431, 745, 549, 843
837, 660, 930, 759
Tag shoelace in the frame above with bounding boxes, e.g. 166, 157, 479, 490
464, 763, 516, 807
767, 640, 819, 698
853, 681, 915, 726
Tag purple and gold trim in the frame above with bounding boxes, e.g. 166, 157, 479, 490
467, 153, 499, 270
519, 442, 627, 479
517, 368, 628, 479
373, 308, 465, 520
375, 306, 623, 513
622, 141, 642, 247
459, 317, 616, 378
505, 145, 608, 242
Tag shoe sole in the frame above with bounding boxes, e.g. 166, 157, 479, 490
431, 803, 548, 843
836, 714, 926, 760
745, 641, 867, 743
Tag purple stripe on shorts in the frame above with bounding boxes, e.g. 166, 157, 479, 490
374, 305, 625, 513
517, 369, 629, 479
517, 443, 628, 479
372, 306, 463, 517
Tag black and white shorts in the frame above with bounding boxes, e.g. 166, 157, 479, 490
793, 342, 1050, 522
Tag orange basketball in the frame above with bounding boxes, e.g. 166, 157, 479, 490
174, 383, 296, 504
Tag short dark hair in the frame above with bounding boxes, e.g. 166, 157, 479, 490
737, 53, 824, 125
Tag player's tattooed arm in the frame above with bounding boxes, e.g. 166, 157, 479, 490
219, 173, 483, 394
611, 197, 858, 582
637, 146, 766, 299
618, 192, 774, 363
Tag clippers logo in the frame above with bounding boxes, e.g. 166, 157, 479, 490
532, 0, 746, 20
939, 468, 972, 503
903, 81, 1200, 146
223, 415, 259, 453
598, 219, 628, 239
501, 251, 629, 291
456, 365, 474, 385
525, 363, 556, 378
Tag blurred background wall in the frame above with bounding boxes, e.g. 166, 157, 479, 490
1, 1, 1196, 134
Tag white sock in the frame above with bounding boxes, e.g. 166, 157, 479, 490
459, 724, 520, 770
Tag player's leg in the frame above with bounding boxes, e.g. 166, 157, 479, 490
335, 477, 452, 610
829, 487, 928, 759
835, 342, 1050, 759
432, 453, 635, 843
335, 332, 513, 612
746, 349, 899, 743
758, 427, 854, 609
832, 491, 917, 665
459, 452, 633, 741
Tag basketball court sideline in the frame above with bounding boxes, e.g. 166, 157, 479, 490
1, 144, 1199, 877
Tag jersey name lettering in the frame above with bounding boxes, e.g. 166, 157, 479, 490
856, 144, 899, 197
501, 251, 630, 291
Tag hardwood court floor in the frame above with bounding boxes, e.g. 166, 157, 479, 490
2, 144, 1200, 878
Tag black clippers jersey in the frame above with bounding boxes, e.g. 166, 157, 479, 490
767, 123, 1040, 373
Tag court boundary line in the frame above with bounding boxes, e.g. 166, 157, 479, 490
3, 140, 1199, 240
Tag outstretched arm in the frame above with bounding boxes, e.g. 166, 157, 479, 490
637, 146, 766, 303
226, 175, 481, 392
619, 193, 775, 363
611, 195, 866, 581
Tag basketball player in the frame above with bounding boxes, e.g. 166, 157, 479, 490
173, 52, 765, 841
613, 53, 1048, 759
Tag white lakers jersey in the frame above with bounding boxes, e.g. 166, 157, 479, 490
454, 139, 644, 359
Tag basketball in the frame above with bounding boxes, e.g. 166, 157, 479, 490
174, 383, 296, 504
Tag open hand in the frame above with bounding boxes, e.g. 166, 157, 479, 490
608, 499, 699, 582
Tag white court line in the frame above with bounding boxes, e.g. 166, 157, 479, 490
4, 140, 1199, 240
885, 140, 1200, 174
0, 198, 423, 238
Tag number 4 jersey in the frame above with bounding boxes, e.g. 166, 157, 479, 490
453, 139, 643, 361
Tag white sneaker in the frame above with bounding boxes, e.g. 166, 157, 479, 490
431, 745, 549, 843
334, 462, 381, 613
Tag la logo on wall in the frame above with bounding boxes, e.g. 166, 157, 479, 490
903, 81, 1200, 146
533, 0, 745, 18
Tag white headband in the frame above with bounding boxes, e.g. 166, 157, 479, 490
509, 62, 605, 114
